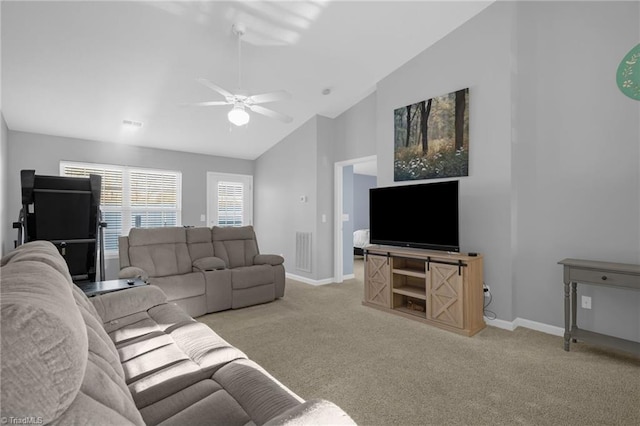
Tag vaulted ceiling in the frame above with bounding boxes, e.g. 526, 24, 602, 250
2, 1, 492, 160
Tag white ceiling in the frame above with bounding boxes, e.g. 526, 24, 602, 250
2, 1, 492, 160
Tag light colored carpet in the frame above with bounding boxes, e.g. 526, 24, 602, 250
198, 259, 639, 426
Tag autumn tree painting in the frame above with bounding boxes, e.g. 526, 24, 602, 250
394, 88, 469, 181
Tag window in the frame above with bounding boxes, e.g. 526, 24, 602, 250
217, 181, 244, 226
207, 172, 252, 227
60, 161, 181, 254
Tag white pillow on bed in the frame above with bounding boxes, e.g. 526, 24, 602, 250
353, 229, 370, 247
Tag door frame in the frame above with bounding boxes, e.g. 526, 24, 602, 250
333, 155, 376, 283
206, 172, 253, 227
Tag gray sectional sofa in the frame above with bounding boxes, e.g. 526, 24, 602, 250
118, 226, 285, 317
0, 241, 355, 425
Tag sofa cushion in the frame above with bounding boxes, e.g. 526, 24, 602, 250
139, 379, 251, 426
1, 261, 88, 423
0, 239, 73, 282
128, 227, 187, 246
139, 359, 304, 426
186, 227, 215, 260
128, 227, 191, 277
212, 226, 260, 268
212, 359, 303, 424
92, 285, 167, 323
99, 296, 247, 410
151, 273, 205, 301
232, 265, 276, 289
264, 399, 357, 426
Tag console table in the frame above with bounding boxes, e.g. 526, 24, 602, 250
76, 278, 147, 297
558, 258, 640, 354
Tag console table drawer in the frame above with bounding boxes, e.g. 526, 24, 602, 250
569, 269, 638, 289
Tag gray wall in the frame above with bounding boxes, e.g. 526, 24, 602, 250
254, 118, 318, 279
333, 92, 378, 163
254, 115, 336, 282
0, 114, 8, 256
5, 130, 254, 279
315, 116, 335, 281
376, 2, 516, 321
512, 1, 640, 340
353, 173, 376, 231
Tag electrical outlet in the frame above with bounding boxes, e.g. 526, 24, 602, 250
581, 295, 592, 310
483, 284, 490, 296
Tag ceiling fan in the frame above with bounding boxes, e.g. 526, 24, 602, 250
188, 24, 293, 126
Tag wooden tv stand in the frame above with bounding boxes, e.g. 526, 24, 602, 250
363, 245, 485, 336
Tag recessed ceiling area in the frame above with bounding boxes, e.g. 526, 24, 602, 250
2, 1, 493, 160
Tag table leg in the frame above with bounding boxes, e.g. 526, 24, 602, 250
564, 281, 571, 351
571, 282, 577, 343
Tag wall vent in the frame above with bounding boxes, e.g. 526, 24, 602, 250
295, 231, 312, 272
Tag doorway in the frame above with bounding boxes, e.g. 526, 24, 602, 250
333, 155, 377, 282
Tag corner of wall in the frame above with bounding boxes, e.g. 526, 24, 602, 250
1, 114, 9, 256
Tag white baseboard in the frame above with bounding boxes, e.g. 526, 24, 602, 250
342, 273, 355, 280
513, 318, 564, 336
484, 317, 516, 331
485, 316, 564, 337
286, 273, 334, 286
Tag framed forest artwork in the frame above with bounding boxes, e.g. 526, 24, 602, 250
394, 88, 469, 181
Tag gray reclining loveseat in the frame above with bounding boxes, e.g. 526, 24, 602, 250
118, 226, 285, 317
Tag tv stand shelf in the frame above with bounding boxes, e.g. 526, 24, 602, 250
363, 245, 485, 337
393, 267, 426, 278
393, 286, 426, 300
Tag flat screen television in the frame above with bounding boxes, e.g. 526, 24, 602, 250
369, 180, 459, 252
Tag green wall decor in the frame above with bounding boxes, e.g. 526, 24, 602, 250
617, 43, 640, 101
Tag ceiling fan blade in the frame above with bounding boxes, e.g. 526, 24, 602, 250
248, 104, 293, 123
182, 101, 231, 107
196, 78, 234, 99
248, 90, 291, 104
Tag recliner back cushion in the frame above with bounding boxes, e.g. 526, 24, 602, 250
212, 226, 259, 268
128, 227, 191, 277
186, 227, 214, 260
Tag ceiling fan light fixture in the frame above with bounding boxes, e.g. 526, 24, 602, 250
228, 104, 250, 126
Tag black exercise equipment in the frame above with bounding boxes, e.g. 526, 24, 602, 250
13, 169, 107, 283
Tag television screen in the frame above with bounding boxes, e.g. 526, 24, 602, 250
369, 180, 459, 252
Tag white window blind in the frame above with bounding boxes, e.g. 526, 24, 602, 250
217, 181, 244, 227
60, 161, 181, 253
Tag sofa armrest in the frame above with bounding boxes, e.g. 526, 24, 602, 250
263, 399, 356, 426
91, 285, 168, 323
254, 254, 284, 266
192, 256, 226, 271
118, 266, 149, 281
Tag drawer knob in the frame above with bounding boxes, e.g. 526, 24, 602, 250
601, 275, 608, 281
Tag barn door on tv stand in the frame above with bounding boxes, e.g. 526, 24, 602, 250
364, 254, 391, 308
426, 262, 464, 329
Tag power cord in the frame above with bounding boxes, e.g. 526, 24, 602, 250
483, 282, 496, 320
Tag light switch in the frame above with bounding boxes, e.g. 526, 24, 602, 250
200, 214, 206, 222
342, 213, 349, 221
